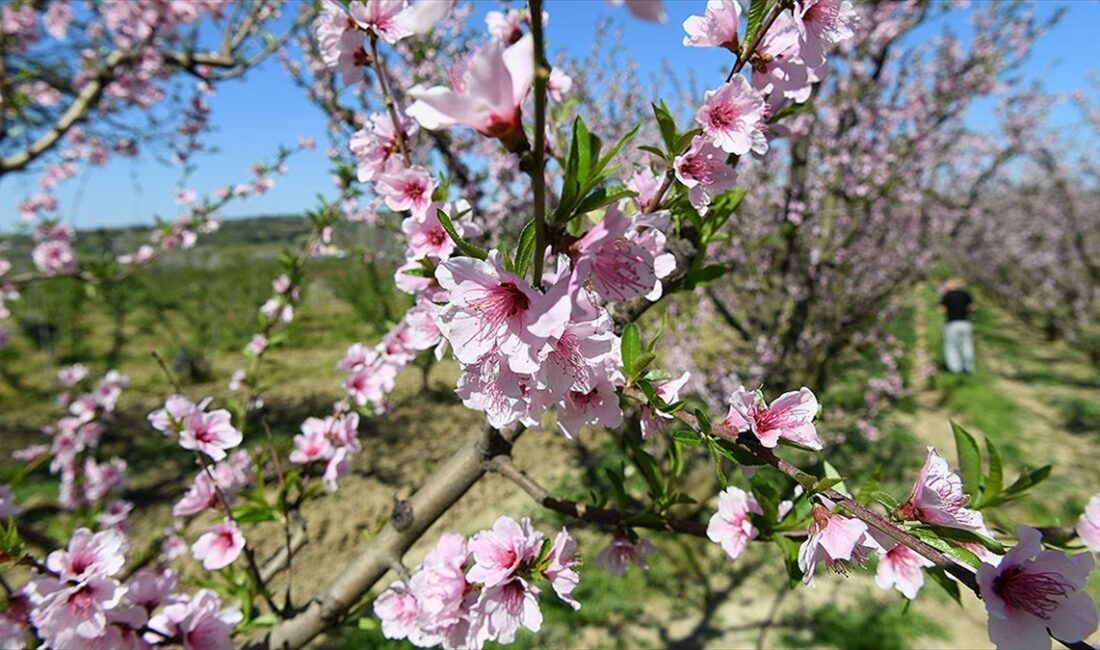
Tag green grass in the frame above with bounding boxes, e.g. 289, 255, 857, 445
777, 597, 947, 650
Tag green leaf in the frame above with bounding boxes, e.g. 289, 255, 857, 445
744, 0, 772, 54
712, 439, 766, 466
870, 490, 900, 511
774, 535, 803, 588
595, 124, 640, 177
653, 101, 678, 153
822, 461, 849, 496
951, 421, 982, 498
436, 209, 488, 260
621, 323, 642, 382
925, 526, 1006, 555
926, 567, 962, 606
231, 503, 280, 524
513, 220, 537, 278
670, 429, 702, 447
768, 100, 816, 124
572, 186, 637, 218
981, 437, 1003, 507
682, 264, 728, 288
672, 128, 704, 156
638, 145, 666, 160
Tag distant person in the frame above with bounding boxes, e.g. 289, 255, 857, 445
939, 279, 975, 374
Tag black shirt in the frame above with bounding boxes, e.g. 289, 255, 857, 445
940, 289, 973, 322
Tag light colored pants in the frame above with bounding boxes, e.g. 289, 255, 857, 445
944, 320, 975, 374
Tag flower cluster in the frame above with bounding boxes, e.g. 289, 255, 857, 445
13, 368, 131, 512
4, 526, 241, 648
149, 396, 244, 462
289, 407, 363, 492
375, 517, 579, 649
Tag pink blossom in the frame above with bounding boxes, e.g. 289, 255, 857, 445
571, 204, 658, 303
486, 9, 526, 43
146, 589, 242, 649
272, 274, 292, 294
549, 380, 625, 439
627, 166, 661, 212
978, 526, 1097, 650
469, 578, 543, 646
455, 354, 530, 429
289, 420, 334, 464
313, 1, 369, 85
96, 499, 133, 531
148, 395, 204, 435
374, 582, 420, 641
795, 0, 858, 68
899, 447, 985, 531
29, 576, 125, 648
695, 76, 769, 156
350, 112, 416, 182
82, 457, 127, 503
718, 385, 823, 450
875, 543, 933, 599
377, 165, 437, 215
542, 529, 581, 610
594, 532, 656, 576
408, 533, 471, 636
640, 371, 691, 438
674, 135, 739, 214
191, 520, 245, 571
323, 446, 350, 492
178, 408, 242, 461
228, 369, 246, 392
610, 0, 667, 23
1076, 494, 1100, 553
798, 506, 874, 585
58, 363, 89, 386
751, 13, 815, 104
348, 0, 411, 43
534, 314, 617, 398
683, 0, 740, 51
407, 35, 534, 150
436, 252, 569, 373
707, 487, 762, 561
402, 210, 457, 259
467, 516, 544, 587
126, 568, 177, 612
32, 239, 77, 275
46, 528, 127, 582
44, 1, 74, 40
0, 484, 21, 518
548, 68, 573, 102
245, 334, 268, 356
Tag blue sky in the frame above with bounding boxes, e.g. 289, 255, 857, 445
2, 0, 1097, 232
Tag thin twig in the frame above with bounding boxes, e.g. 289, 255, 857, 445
369, 34, 411, 165
528, 0, 550, 286
489, 455, 708, 537
150, 350, 182, 393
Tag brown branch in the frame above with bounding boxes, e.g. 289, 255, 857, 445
489, 455, 708, 537
248, 425, 507, 649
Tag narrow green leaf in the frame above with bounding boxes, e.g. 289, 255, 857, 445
870, 490, 900, 511
595, 124, 640, 177
744, 0, 772, 54
950, 421, 983, 498
638, 145, 666, 159
982, 437, 1003, 507
621, 323, 642, 382
571, 187, 637, 218
682, 264, 728, 288
822, 461, 849, 496
672, 128, 703, 156
926, 567, 963, 605
436, 209, 488, 260
513, 220, 537, 278
670, 429, 702, 447
653, 101, 678, 152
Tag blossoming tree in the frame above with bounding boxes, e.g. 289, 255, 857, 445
1, 1, 1098, 650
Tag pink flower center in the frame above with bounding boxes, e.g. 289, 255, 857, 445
469, 281, 530, 331
706, 102, 740, 131
993, 566, 1072, 620
402, 180, 427, 203
426, 227, 448, 248
593, 240, 650, 294
193, 422, 214, 444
